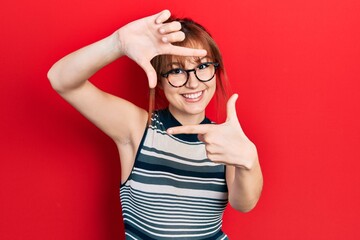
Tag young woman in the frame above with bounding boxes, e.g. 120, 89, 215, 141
48, 9, 263, 240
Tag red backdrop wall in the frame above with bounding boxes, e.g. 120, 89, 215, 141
1, 0, 359, 239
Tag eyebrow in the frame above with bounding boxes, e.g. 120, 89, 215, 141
166, 57, 211, 68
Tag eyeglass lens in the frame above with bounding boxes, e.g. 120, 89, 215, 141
167, 62, 217, 87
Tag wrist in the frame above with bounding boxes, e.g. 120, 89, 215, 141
112, 28, 127, 57
102, 31, 125, 60
235, 156, 259, 175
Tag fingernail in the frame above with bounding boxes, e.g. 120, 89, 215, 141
167, 129, 173, 134
162, 37, 168, 43
159, 28, 165, 34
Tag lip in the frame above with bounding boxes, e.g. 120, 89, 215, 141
181, 90, 204, 102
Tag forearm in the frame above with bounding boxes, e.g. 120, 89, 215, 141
48, 32, 123, 93
228, 159, 263, 212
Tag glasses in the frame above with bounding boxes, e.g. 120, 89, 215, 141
161, 62, 219, 88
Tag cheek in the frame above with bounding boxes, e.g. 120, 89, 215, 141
208, 77, 217, 92
162, 82, 177, 99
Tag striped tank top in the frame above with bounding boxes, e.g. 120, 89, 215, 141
120, 109, 229, 240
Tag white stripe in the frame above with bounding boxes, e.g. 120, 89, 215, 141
121, 195, 225, 212
124, 232, 138, 240
124, 214, 221, 232
146, 127, 204, 149
141, 149, 219, 167
123, 212, 220, 226
122, 205, 221, 222
126, 180, 228, 200
121, 185, 227, 205
121, 198, 224, 215
124, 218, 222, 237
121, 188, 226, 210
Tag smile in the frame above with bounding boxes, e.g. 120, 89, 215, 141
182, 91, 203, 100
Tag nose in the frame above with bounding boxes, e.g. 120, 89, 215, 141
185, 70, 199, 89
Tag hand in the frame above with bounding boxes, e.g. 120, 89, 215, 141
117, 10, 207, 88
167, 94, 258, 170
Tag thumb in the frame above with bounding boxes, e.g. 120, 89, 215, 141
140, 61, 158, 88
226, 93, 239, 123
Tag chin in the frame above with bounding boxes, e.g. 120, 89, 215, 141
182, 103, 208, 115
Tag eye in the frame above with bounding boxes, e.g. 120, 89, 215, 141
197, 63, 211, 70
169, 68, 185, 75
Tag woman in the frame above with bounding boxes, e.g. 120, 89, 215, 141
48, 9, 263, 240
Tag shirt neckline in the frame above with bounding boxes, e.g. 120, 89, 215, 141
158, 108, 211, 142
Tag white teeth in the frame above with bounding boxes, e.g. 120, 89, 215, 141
183, 91, 203, 99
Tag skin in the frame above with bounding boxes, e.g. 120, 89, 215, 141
161, 57, 217, 125
48, 10, 263, 213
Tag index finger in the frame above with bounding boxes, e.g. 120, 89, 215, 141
166, 45, 207, 58
167, 124, 214, 135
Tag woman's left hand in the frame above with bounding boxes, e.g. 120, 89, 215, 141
167, 94, 258, 170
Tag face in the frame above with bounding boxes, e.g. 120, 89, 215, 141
160, 56, 217, 124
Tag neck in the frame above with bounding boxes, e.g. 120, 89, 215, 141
168, 105, 205, 126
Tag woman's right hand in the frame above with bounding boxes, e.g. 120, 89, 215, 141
116, 10, 207, 88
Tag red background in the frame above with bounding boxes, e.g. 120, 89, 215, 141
1, 0, 359, 239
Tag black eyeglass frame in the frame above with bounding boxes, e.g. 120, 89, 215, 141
160, 62, 220, 88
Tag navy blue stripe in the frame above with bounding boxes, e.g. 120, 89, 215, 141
124, 222, 157, 240
131, 172, 227, 193
135, 160, 226, 179
202, 230, 228, 240
137, 153, 224, 175
142, 145, 210, 163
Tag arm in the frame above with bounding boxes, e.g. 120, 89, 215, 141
48, 10, 207, 144
167, 94, 263, 212
226, 154, 263, 212
48, 32, 146, 144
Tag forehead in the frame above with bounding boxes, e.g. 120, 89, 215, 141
169, 44, 214, 65
170, 56, 207, 65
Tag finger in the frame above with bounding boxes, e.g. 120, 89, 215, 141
206, 153, 224, 163
155, 10, 171, 24
225, 94, 247, 135
226, 93, 239, 123
165, 45, 207, 57
159, 21, 182, 34
146, 70, 158, 88
139, 61, 157, 88
197, 134, 205, 142
161, 31, 185, 43
167, 124, 213, 135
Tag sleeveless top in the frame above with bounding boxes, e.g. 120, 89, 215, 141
120, 109, 229, 240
